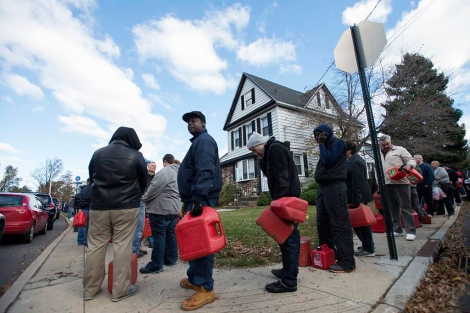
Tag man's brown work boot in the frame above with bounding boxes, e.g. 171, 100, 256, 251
180, 278, 198, 290
181, 286, 216, 311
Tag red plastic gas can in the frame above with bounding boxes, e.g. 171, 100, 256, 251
422, 214, 432, 224
311, 244, 335, 270
387, 167, 407, 180
175, 206, 226, 261
371, 212, 385, 233
270, 197, 309, 223
298, 236, 311, 267
108, 253, 138, 293
143, 216, 152, 238
373, 192, 382, 210
406, 169, 423, 185
256, 207, 294, 244
348, 204, 377, 228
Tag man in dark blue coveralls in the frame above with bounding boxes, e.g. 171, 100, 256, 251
314, 124, 355, 273
177, 111, 222, 311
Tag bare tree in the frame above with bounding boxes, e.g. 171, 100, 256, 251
31, 158, 63, 193
0, 165, 23, 192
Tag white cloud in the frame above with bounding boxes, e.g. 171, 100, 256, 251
256, 2, 278, 34
280, 63, 302, 75
133, 4, 250, 95
0, 0, 167, 143
2, 96, 12, 103
342, 0, 392, 25
237, 38, 297, 67
0, 72, 44, 100
0, 142, 19, 153
32, 106, 44, 113
147, 93, 172, 111
142, 73, 160, 90
58, 115, 109, 140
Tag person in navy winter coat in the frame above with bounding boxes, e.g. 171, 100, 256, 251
314, 124, 355, 273
177, 111, 222, 311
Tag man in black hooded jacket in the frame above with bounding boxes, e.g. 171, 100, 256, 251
313, 124, 355, 273
83, 127, 148, 303
247, 132, 301, 293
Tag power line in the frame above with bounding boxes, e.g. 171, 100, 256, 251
366, 0, 382, 20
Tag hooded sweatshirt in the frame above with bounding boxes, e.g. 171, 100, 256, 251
89, 127, 148, 210
313, 124, 348, 184
143, 164, 181, 215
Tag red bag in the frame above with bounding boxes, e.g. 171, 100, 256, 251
143, 216, 152, 238
73, 209, 86, 228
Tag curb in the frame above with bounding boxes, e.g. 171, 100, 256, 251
0, 216, 72, 313
373, 206, 461, 312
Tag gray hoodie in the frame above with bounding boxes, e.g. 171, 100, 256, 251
142, 164, 181, 215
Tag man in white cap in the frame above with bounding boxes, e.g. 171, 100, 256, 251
247, 132, 301, 293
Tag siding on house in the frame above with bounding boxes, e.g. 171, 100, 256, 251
229, 79, 272, 126
305, 87, 337, 116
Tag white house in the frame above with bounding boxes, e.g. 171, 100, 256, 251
220, 73, 344, 199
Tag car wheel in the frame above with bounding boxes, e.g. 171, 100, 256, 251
23, 223, 35, 243
47, 220, 54, 230
39, 221, 48, 235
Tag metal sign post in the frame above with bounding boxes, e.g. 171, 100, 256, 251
334, 21, 398, 260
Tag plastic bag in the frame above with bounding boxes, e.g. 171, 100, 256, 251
73, 209, 86, 228
432, 187, 446, 200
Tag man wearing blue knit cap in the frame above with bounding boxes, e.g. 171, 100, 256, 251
313, 124, 355, 273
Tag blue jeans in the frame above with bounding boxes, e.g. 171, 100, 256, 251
143, 214, 178, 272
279, 224, 300, 288
77, 210, 89, 245
132, 202, 146, 254
184, 198, 218, 291
68, 207, 74, 219
353, 226, 374, 253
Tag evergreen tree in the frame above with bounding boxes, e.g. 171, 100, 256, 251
380, 53, 467, 166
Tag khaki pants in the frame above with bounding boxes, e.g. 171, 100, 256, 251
83, 208, 139, 299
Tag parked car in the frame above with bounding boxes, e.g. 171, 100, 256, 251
0, 213, 5, 245
0, 193, 49, 243
53, 198, 62, 220
23, 192, 56, 230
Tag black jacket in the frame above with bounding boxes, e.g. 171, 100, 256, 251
346, 153, 373, 205
259, 137, 301, 200
177, 129, 222, 203
79, 185, 91, 210
313, 124, 347, 184
88, 127, 148, 210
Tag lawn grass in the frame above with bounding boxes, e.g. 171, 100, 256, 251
214, 206, 318, 268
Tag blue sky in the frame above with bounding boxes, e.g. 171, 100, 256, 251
1, 0, 469, 189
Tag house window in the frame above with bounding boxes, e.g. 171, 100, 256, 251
247, 123, 253, 139
235, 159, 255, 181
261, 117, 269, 136
293, 154, 304, 176
234, 130, 240, 148
244, 90, 253, 107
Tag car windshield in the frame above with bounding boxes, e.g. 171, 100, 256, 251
35, 195, 50, 206
0, 195, 23, 207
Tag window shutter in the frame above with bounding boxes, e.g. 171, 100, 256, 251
316, 93, 321, 107
251, 88, 255, 104
238, 127, 242, 147
233, 164, 236, 181
241, 95, 245, 110
231, 131, 234, 150
256, 118, 261, 134
267, 112, 273, 136
242, 126, 246, 146
303, 153, 309, 177
254, 157, 258, 178
251, 120, 255, 133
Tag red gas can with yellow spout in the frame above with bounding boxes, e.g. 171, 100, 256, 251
175, 206, 226, 261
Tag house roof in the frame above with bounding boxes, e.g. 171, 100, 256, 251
223, 72, 321, 130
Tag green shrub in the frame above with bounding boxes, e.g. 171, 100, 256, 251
300, 189, 317, 205
218, 183, 239, 207
306, 181, 319, 191
257, 191, 274, 206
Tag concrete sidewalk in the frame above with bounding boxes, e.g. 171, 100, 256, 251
0, 206, 462, 313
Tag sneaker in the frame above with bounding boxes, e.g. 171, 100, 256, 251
111, 285, 141, 302
84, 288, 102, 301
328, 264, 355, 273
354, 250, 375, 257
271, 268, 282, 278
148, 241, 154, 248
139, 267, 163, 274
181, 286, 216, 311
393, 232, 404, 237
138, 248, 148, 255
137, 251, 146, 258
180, 278, 198, 290
406, 234, 416, 241
265, 280, 297, 293
357, 246, 363, 251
